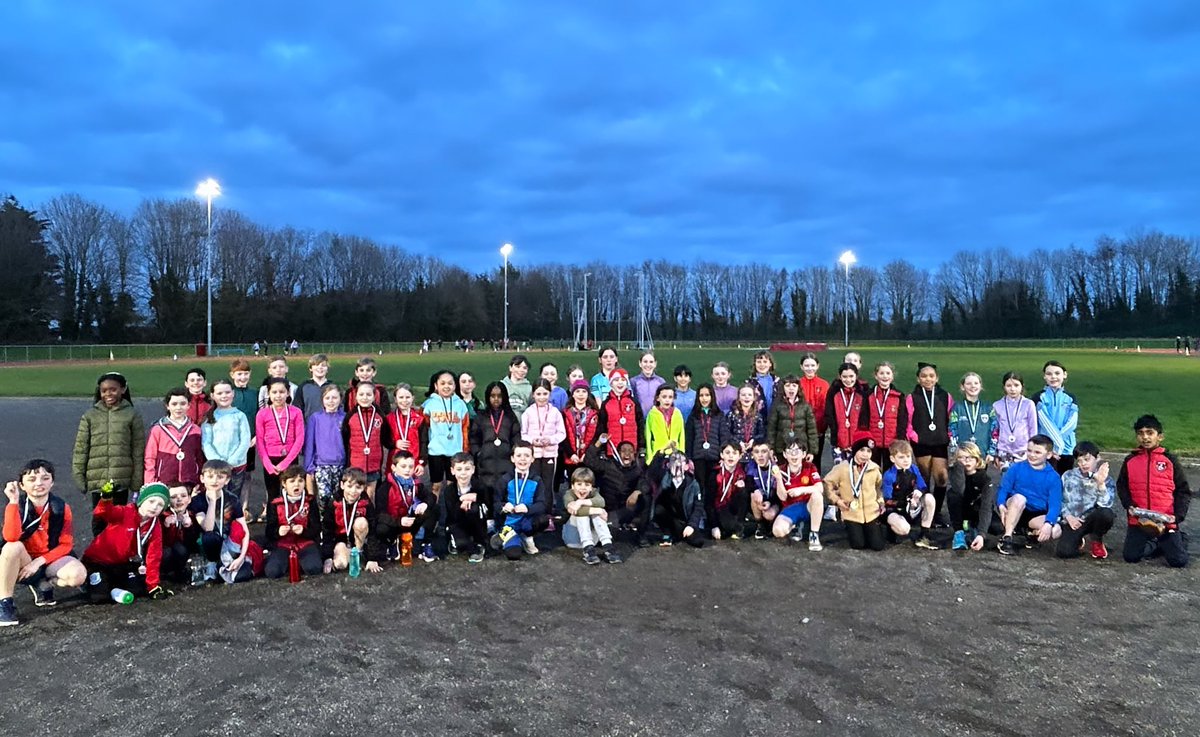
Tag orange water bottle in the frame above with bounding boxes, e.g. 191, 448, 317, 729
400, 533, 413, 567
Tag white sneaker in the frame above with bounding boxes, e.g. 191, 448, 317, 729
823, 506, 839, 522
521, 535, 539, 555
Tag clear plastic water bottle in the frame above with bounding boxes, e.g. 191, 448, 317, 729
349, 547, 361, 578
110, 587, 135, 605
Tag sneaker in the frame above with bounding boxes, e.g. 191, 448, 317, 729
997, 536, 1015, 556
0, 597, 16, 627
952, 530, 967, 550
1023, 534, 1038, 549
789, 526, 804, 543
729, 531, 741, 541
546, 517, 557, 533
636, 536, 652, 548
497, 525, 517, 545
823, 506, 839, 521
600, 546, 623, 564
469, 545, 486, 563
418, 544, 437, 563
659, 535, 673, 547
753, 524, 767, 540
521, 536, 539, 555
386, 542, 400, 561
28, 584, 56, 607
914, 534, 938, 550
808, 532, 823, 552
447, 535, 459, 556
582, 545, 601, 565
1090, 541, 1109, 560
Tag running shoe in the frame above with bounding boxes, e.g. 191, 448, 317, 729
582, 545, 601, 565
997, 536, 1015, 556
1090, 541, 1109, 560
28, 584, 56, 607
808, 532, 823, 552
951, 530, 967, 551
418, 544, 437, 563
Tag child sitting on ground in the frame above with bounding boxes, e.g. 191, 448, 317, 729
1117, 415, 1190, 568
374, 451, 437, 564
770, 441, 825, 550
439, 452, 491, 564
264, 465, 323, 578
881, 440, 938, 550
1055, 441, 1116, 560
321, 468, 383, 574
160, 485, 199, 585
648, 453, 706, 548
995, 435, 1063, 556
190, 460, 264, 583
82, 482, 173, 602
708, 442, 750, 541
493, 442, 551, 560
562, 467, 623, 564
823, 431, 886, 551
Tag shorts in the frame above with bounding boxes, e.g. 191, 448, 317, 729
912, 442, 949, 460
778, 503, 811, 524
1018, 507, 1049, 530
426, 455, 453, 484
364, 471, 381, 483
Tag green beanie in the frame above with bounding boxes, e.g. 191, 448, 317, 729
136, 482, 170, 510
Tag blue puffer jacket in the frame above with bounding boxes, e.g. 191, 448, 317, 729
1031, 386, 1078, 455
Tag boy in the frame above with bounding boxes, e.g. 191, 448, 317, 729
184, 367, 213, 425
321, 468, 383, 573
257, 355, 299, 408
492, 442, 551, 560
82, 482, 173, 602
294, 353, 332, 420
375, 451, 437, 563
1056, 441, 1116, 560
562, 467, 623, 563
189, 460, 261, 583
746, 441, 780, 539
672, 365, 696, 423
1, 460, 87, 625
160, 485, 200, 585
823, 431, 886, 551
708, 442, 750, 541
584, 436, 644, 518
229, 358, 258, 476
647, 453, 705, 548
995, 435, 1063, 556
881, 440, 938, 549
771, 441, 825, 550
439, 452, 490, 563
1117, 415, 1190, 568
345, 357, 391, 414
264, 465, 323, 578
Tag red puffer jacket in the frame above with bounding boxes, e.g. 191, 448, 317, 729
1117, 446, 1190, 528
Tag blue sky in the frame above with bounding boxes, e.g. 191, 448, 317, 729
2, 1, 1197, 270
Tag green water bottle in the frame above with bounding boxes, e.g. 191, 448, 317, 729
349, 547, 361, 578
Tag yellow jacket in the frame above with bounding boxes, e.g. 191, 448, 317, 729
645, 407, 685, 463
823, 460, 884, 524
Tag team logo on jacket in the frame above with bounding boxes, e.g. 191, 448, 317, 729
1155, 461, 1168, 472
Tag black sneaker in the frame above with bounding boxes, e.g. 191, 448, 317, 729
636, 536, 652, 548
754, 523, 767, 540
599, 546, 623, 564
0, 597, 16, 627
468, 545, 486, 564
28, 584, 57, 607
789, 526, 803, 543
447, 535, 459, 556
997, 536, 1016, 556
659, 535, 673, 547
386, 542, 400, 561
582, 545, 601, 565
1023, 534, 1039, 550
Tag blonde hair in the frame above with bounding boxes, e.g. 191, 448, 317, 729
960, 371, 982, 389
888, 439, 913, 457
956, 441, 985, 465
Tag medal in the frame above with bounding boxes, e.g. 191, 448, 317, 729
878, 421, 885, 429
920, 388, 938, 435
619, 417, 626, 425
357, 407, 377, 454
1009, 435, 1015, 443
702, 442, 710, 450
928, 423, 936, 431
494, 438, 502, 446
137, 565, 147, 576
176, 451, 186, 461
850, 500, 859, 511
363, 447, 371, 456
163, 418, 192, 463
838, 388, 855, 432
787, 430, 795, 438
844, 420, 850, 429
873, 388, 890, 431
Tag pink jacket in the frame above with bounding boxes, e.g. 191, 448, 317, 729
255, 405, 305, 473
520, 403, 567, 459
144, 418, 204, 486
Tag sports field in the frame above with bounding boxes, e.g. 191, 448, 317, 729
1, 345, 1197, 453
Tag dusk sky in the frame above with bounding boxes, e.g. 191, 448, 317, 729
2, 1, 1197, 270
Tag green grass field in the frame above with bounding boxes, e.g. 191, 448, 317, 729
1, 346, 1197, 452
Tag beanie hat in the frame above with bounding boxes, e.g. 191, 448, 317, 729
570, 379, 590, 392
137, 482, 170, 510
609, 368, 629, 383
850, 430, 875, 455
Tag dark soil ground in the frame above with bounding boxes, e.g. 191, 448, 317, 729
1, 398, 1197, 737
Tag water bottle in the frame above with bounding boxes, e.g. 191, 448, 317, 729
348, 547, 361, 578
110, 587, 135, 605
288, 548, 301, 583
400, 533, 413, 568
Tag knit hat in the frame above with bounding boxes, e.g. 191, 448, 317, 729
610, 368, 629, 383
850, 430, 875, 454
570, 379, 590, 392
137, 482, 170, 510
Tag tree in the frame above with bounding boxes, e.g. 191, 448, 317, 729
0, 196, 59, 340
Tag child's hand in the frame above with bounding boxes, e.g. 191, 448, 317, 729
837, 499, 850, 511
18, 557, 45, 580
278, 525, 290, 537
502, 503, 514, 514
566, 500, 580, 515
1094, 462, 1110, 485
1037, 523, 1055, 543
970, 535, 984, 551
683, 525, 694, 538
3, 481, 19, 505
396, 439, 410, 450
414, 465, 425, 478
625, 491, 639, 510
597, 509, 608, 521
711, 527, 722, 540
413, 503, 427, 516
1064, 515, 1082, 530
514, 504, 528, 514
364, 561, 382, 574
290, 524, 304, 535
323, 559, 334, 574
401, 516, 415, 527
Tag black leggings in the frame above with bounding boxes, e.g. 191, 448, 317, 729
708, 490, 749, 538
443, 500, 490, 549
845, 520, 886, 550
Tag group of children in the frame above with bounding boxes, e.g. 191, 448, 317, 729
0, 348, 1189, 626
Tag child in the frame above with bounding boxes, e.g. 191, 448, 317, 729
1116, 415, 1190, 568
263, 466, 323, 578
948, 372, 997, 465
992, 371, 1037, 469
258, 355, 300, 409
344, 356, 390, 414
589, 346, 619, 402
708, 442, 750, 541
256, 376, 306, 514
746, 440, 780, 538
771, 441, 825, 550
321, 468, 383, 574
584, 438, 645, 520
995, 435, 1063, 555
672, 365, 696, 423
439, 452, 491, 563
1, 461, 86, 624
82, 482, 173, 602
824, 363, 868, 465
562, 467, 623, 563
384, 383, 428, 477
492, 442, 551, 560
470, 382, 520, 500
598, 368, 644, 457
563, 379, 601, 484
73, 371, 146, 535
521, 378, 567, 493
903, 362, 953, 524
946, 442, 1000, 551
229, 359, 259, 475
160, 485, 199, 585
539, 363, 569, 411
630, 351, 667, 417
144, 388, 204, 490
644, 385, 685, 464
304, 384, 347, 500
767, 374, 818, 462
822, 431, 886, 551
422, 370, 472, 497
294, 353, 332, 420
1056, 442, 1116, 560
184, 367, 213, 425
881, 440, 937, 549
867, 362, 907, 472
711, 362, 738, 414
458, 372, 483, 417
1032, 361, 1079, 474
343, 380, 385, 501
726, 383, 766, 463
375, 451, 437, 563
190, 461, 262, 583
798, 353, 830, 468
501, 354, 532, 418
748, 350, 778, 417
201, 379, 252, 500
684, 384, 725, 498
647, 453, 706, 548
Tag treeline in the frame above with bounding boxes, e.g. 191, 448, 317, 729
1, 192, 1198, 343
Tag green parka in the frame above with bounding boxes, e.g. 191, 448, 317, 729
72, 399, 146, 492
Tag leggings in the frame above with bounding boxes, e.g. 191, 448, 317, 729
263, 545, 323, 578
845, 520, 886, 550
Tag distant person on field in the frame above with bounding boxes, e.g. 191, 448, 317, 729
1117, 415, 1190, 568
253, 341, 261, 357
1032, 361, 1079, 474
1055, 441, 1116, 560
73, 372, 146, 536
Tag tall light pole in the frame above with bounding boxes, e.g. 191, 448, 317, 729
500, 242, 513, 347
582, 272, 591, 348
839, 250, 856, 347
195, 178, 221, 355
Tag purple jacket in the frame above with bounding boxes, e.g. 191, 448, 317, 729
304, 410, 346, 473
630, 373, 666, 417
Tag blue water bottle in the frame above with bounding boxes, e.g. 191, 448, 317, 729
349, 547, 361, 578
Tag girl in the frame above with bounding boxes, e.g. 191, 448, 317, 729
343, 381, 385, 500
867, 362, 907, 472
384, 383, 428, 477
644, 385, 685, 463
685, 384, 725, 496
798, 353, 830, 468
1032, 360, 1079, 474
711, 362, 738, 414
457, 371, 483, 418
520, 379, 567, 493
566, 364, 587, 389
539, 363, 569, 412
903, 362, 953, 519
501, 354, 533, 418
597, 368, 643, 456
766, 374, 818, 461
630, 351, 667, 417
304, 384, 346, 501
589, 346, 619, 402
562, 379, 600, 483
726, 383, 766, 464
824, 363, 867, 465
672, 365, 696, 423
72, 372, 146, 535
992, 371, 1037, 469
470, 381, 519, 497
145, 388, 204, 489
257, 355, 298, 409
822, 431, 886, 550
946, 441, 999, 552
949, 372, 997, 465
255, 376, 306, 516
748, 350, 778, 418
421, 370, 471, 497
201, 379, 252, 503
